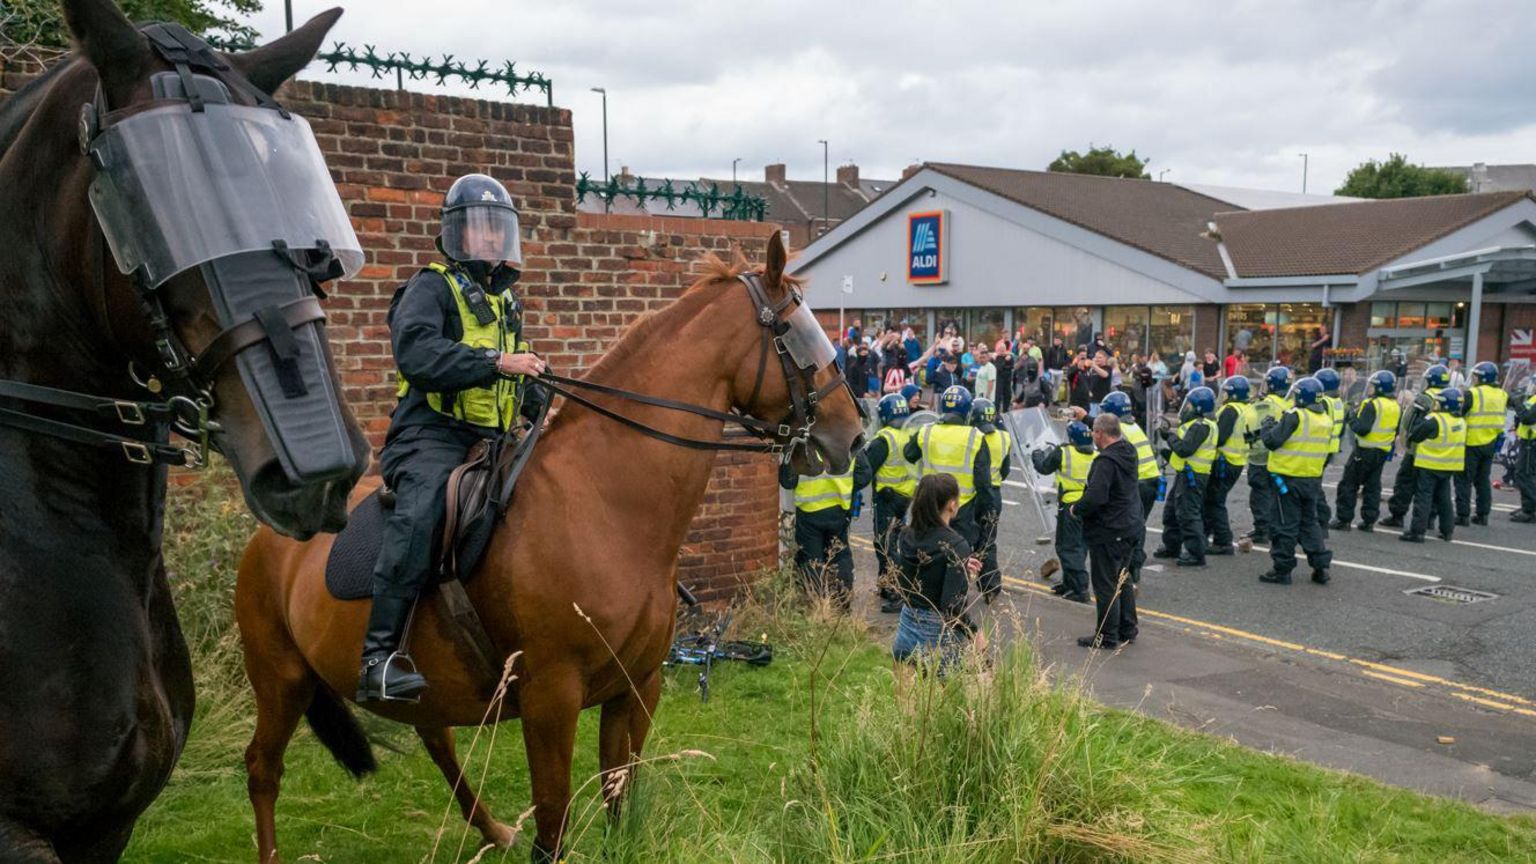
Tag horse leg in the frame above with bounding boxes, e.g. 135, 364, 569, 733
0, 821, 60, 863
519, 675, 583, 863
597, 668, 662, 822
241, 626, 319, 864
415, 726, 516, 849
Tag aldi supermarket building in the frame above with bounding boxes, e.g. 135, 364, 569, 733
789, 163, 1536, 375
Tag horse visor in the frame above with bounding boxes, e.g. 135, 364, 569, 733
87, 101, 363, 288
780, 299, 837, 371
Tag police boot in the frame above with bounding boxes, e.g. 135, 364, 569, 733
1258, 570, 1293, 585
1311, 568, 1330, 585
1472, 514, 1488, 526
357, 595, 428, 703
1512, 511, 1536, 523
1380, 515, 1404, 528
1327, 519, 1352, 531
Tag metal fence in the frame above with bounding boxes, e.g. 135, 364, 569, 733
576, 174, 769, 222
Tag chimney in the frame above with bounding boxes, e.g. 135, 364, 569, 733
836, 163, 860, 186
764, 163, 787, 185
1471, 162, 1489, 193
901, 163, 923, 180
618, 165, 634, 185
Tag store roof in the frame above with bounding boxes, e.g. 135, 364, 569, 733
1175, 183, 1361, 211
1212, 191, 1535, 277
925, 163, 1237, 279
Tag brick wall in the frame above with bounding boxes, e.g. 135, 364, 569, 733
1, 48, 779, 599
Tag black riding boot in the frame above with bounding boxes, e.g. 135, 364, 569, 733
356, 595, 428, 703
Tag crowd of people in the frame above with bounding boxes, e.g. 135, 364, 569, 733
788, 322, 1536, 672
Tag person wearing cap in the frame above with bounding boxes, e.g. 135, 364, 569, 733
1245, 366, 1293, 545
780, 450, 873, 611
1032, 420, 1096, 603
1512, 378, 1536, 523
971, 397, 1012, 602
1205, 376, 1254, 555
867, 394, 918, 613
1330, 370, 1402, 532
1383, 365, 1449, 529
362, 173, 547, 703
1314, 367, 1346, 534
1152, 386, 1218, 568
1400, 388, 1468, 543
1456, 361, 1508, 526
1258, 377, 1333, 586
1099, 392, 1160, 581
905, 386, 993, 551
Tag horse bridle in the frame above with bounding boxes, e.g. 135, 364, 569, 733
0, 23, 341, 468
533, 272, 856, 458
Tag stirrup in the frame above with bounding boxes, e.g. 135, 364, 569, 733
357, 651, 427, 703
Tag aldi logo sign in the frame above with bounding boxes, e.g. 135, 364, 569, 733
907, 210, 948, 284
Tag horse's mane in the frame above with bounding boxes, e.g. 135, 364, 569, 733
0, 56, 74, 161
579, 247, 803, 381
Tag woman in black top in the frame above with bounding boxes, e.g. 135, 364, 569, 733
891, 474, 986, 673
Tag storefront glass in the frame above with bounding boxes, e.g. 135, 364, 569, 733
1148, 305, 1195, 363
1053, 306, 1099, 351
1224, 303, 1271, 375
1273, 302, 1333, 371
1013, 307, 1054, 346
1365, 300, 1468, 376
1102, 306, 1150, 359
966, 308, 1007, 351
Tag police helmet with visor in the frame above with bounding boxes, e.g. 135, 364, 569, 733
1472, 361, 1499, 385
441, 174, 523, 267
1221, 375, 1251, 402
1101, 390, 1134, 419
1367, 369, 1396, 398
1292, 377, 1324, 409
1438, 388, 1464, 413
1265, 366, 1292, 395
1315, 367, 1340, 394
1424, 364, 1450, 390
1179, 386, 1215, 421
877, 394, 910, 426
970, 397, 997, 431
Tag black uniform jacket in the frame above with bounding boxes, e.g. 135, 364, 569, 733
1072, 438, 1145, 545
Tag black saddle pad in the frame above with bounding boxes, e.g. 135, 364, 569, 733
325, 489, 389, 601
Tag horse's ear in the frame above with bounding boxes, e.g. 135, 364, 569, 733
225, 7, 343, 96
763, 231, 788, 296
60, 0, 150, 106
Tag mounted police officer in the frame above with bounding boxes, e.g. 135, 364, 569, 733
1101, 391, 1159, 582
1456, 361, 1508, 526
971, 397, 1012, 602
1245, 366, 1292, 544
1512, 378, 1536, 523
1401, 388, 1468, 542
1204, 376, 1253, 556
361, 173, 546, 703
867, 393, 917, 613
1383, 364, 1448, 529
1331, 370, 1401, 532
1153, 385, 1217, 567
1314, 367, 1345, 533
1258, 376, 1333, 586
1033, 420, 1095, 602
904, 385, 993, 551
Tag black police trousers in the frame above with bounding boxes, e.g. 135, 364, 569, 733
372, 429, 480, 601
1314, 454, 1334, 538
977, 498, 1002, 597
794, 505, 854, 599
1088, 535, 1139, 645
1333, 447, 1386, 526
1247, 461, 1275, 540
1519, 439, 1536, 515
1455, 441, 1497, 521
1410, 468, 1457, 539
1055, 502, 1089, 597
1161, 469, 1208, 561
872, 488, 911, 577
1388, 457, 1420, 520
1202, 462, 1240, 548
1269, 474, 1333, 575
1130, 478, 1158, 578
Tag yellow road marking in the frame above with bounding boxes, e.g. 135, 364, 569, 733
1361, 670, 1426, 688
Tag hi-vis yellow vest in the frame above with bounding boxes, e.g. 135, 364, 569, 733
1520, 395, 1536, 441
395, 262, 524, 431
1322, 394, 1345, 454
1414, 413, 1467, 473
983, 428, 1013, 488
874, 425, 917, 497
1465, 384, 1509, 447
1217, 402, 1253, 468
1121, 421, 1159, 481
1270, 407, 1330, 478
1358, 396, 1401, 451
1055, 444, 1096, 504
794, 469, 855, 512
1168, 417, 1218, 475
1248, 393, 1288, 464
918, 423, 983, 506
1404, 387, 1442, 454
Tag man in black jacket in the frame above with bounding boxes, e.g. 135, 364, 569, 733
1071, 414, 1145, 649
363, 173, 548, 703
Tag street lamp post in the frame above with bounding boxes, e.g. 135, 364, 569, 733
591, 87, 609, 184
284, 0, 293, 32
1158, 168, 1172, 182
1298, 152, 1309, 194
817, 139, 828, 238
732, 157, 741, 183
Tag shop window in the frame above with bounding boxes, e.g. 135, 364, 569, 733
1013, 307, 1053, 347
1149, 305, 1195, 363
1225, 303, 1272, 367
1053, 306, 1100, 352
1424, 303, 1453, 330
1273, 303, 1333, 372
1397, 303, 1426, 329
967, 308, 1007, 352
1102, 306, 1149, 359
1370, 302, 1395, 328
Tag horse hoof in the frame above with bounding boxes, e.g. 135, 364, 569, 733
481, 820, 516, 849
531, 838, 563, 864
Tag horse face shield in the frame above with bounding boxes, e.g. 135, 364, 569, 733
776, 300, 837, 372
87, 90, 364, 484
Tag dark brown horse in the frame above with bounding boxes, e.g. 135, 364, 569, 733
0, 4, 365, 860
236, 234, 862, 862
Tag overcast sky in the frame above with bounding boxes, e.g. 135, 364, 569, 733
235, 1, 1534, 195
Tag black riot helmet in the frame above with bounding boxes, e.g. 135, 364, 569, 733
441, 174, 523, 268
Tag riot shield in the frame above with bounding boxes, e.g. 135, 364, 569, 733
1002, 407, 1060, 538
858, 397, 882, 443
906, 409, 941, 430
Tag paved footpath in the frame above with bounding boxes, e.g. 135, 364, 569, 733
842, 456, 1536, 813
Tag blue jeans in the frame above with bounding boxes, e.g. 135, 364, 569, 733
891, 605, 969, 673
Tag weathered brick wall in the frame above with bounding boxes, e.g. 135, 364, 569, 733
2, 48, 779, 599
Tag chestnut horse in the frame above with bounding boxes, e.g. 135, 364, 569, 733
235, 233, 863, 862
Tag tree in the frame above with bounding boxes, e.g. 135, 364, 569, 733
0, 0, 261, 50
1048, 145, 1151, 180
1334, 153, 1468, 199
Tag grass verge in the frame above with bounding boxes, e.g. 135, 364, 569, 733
126, 467, 1536, 862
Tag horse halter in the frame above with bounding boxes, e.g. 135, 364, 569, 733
533, 271, 854, 459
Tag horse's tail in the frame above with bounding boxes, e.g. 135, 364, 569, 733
304, 686, 377, 779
